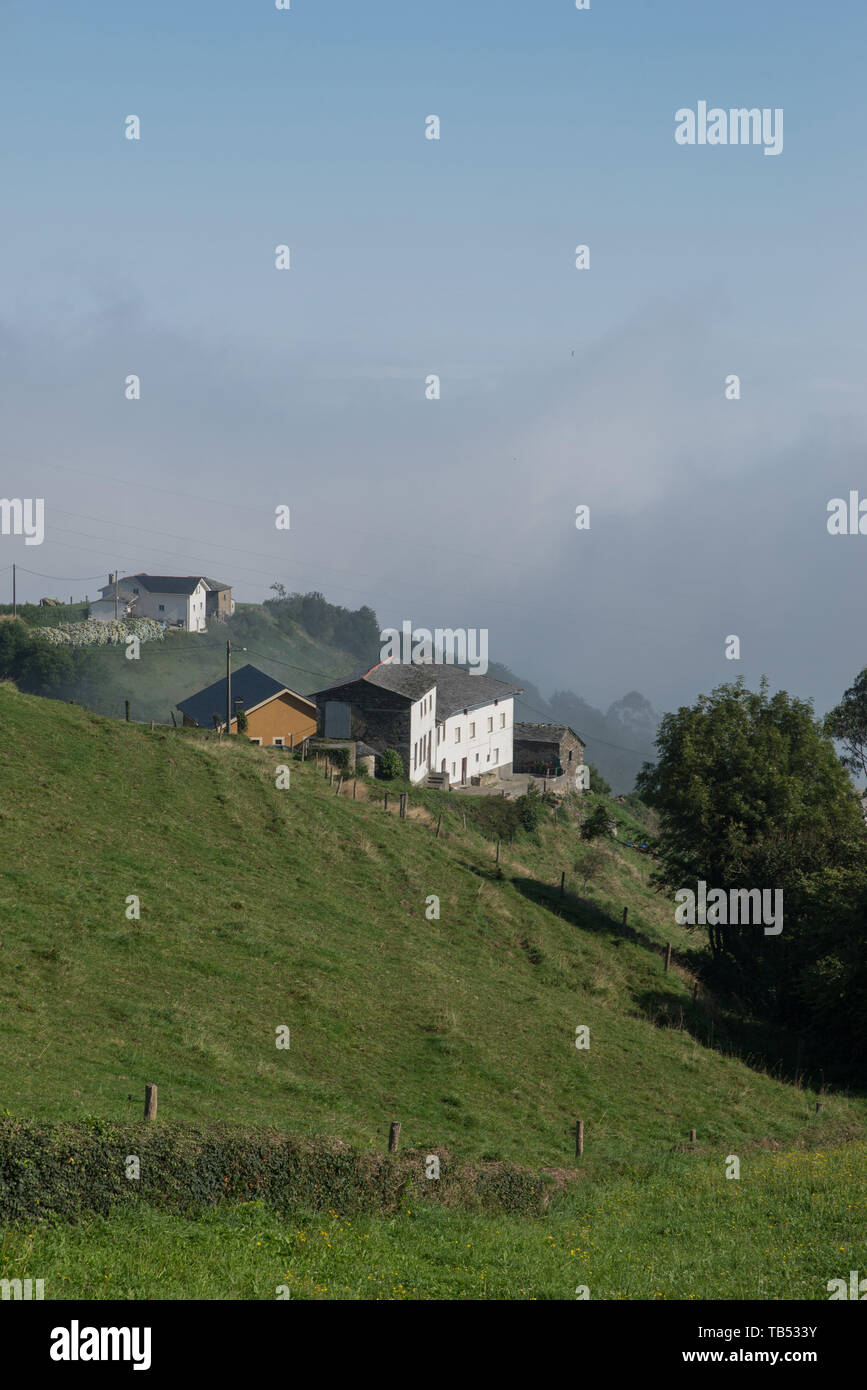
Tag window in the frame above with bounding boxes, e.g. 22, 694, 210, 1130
158, 603, 165, 612
454, 727, 461, 742
487, 717, 493, 732
451, 762, 456, 777
273, 737, 284, 746
475, 753, 479, 763
413, 743, 418, 770
493, 748, 499, 763
469, 722, 476, 738
249, 737, 262, 745
499, 713, 506, 728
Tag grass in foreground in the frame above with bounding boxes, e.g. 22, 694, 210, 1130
3, 1145, 864, 1301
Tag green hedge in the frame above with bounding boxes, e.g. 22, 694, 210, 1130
0, 1121, 563, 1225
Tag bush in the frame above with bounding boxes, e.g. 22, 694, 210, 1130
516, 782, 544, 832
235, 707, 248, 733
581, 803, 612, 841
378, 749, 405, 780
0, 1120, 558, 1225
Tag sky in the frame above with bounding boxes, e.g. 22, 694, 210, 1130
2, 0, 866, 716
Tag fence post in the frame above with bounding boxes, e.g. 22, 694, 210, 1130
335, 776, 343, 796
689, 1128, 696, 1146
560, 871, 565, 897
399, 793, 408, 820
664, 941, 671, 972
144, 1084, 158, 1122
575, 1118, 584, 1158
622, 906, 628, 929
496, 839, 500, 863
436, 813, 443, 838
125, 700, 130, 722
384, 791, 389, 812
353, 778, 357, 800
388, 1121, 401, 1153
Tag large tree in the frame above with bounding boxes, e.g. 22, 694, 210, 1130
636, 679, 866, 996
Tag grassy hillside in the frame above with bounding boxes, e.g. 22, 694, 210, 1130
0, 683, 861, 1172
27, 603, 364, 725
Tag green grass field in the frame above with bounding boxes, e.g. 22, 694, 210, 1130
1, 683, 864, 1299
3, 1144, 863, 1300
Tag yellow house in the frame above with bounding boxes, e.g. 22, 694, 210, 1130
177, 663, 317, 747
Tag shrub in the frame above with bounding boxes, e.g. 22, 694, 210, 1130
581, 803, 612, 841
378, 749, 404, 780
0, 1121, 558, 1225
516, 782, 544, 832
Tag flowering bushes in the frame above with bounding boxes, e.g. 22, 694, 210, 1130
40, 618, 165, 649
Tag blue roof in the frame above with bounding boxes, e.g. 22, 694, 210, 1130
177, 663, 310, 728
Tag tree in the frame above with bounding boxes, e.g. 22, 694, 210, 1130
636, 677, 866, 982
587, 763, 611, 796
824, 668, 867, 782
0, 620, 78, 695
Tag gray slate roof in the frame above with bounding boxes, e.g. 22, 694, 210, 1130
514, 721, 585, 746
311, 661, 522, 720
131, 574, 206, 595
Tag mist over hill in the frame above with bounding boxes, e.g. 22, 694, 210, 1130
487, 662, 658, 792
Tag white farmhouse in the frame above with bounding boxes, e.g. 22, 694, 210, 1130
89, 574, 217, 631
310, 661, 522, 786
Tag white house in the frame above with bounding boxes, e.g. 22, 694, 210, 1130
311, 661, 522, 786
90, 574, 213, 631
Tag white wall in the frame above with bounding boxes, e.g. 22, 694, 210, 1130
408, 684, 437, 783
442, 697, 514, 783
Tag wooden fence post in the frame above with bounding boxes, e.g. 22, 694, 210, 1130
384, 791, 389, 812
495, 839, 501, 863
399, 793, 408, 820
692, 981, 698, 1002
335, 776, 343, 796
664, 941, 672, 972
388, 1121, 401, 1153
352, 778, 357, 799
462, 811, 467, 831
125, 700, 130, 722
689, 1128, 696, 1146
560, 871, 566, 897
622, 907, 628, 929
436, 813, 443, 838
575, 1118, 584, 1158
144, 1084, 158, 1122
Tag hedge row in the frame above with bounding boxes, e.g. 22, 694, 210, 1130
0, 1121, 568, 1225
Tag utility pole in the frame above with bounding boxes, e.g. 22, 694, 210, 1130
12, 563, 15, 618
226, 639, 231, 735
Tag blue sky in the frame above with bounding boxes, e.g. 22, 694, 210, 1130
2, 0, 866, 717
